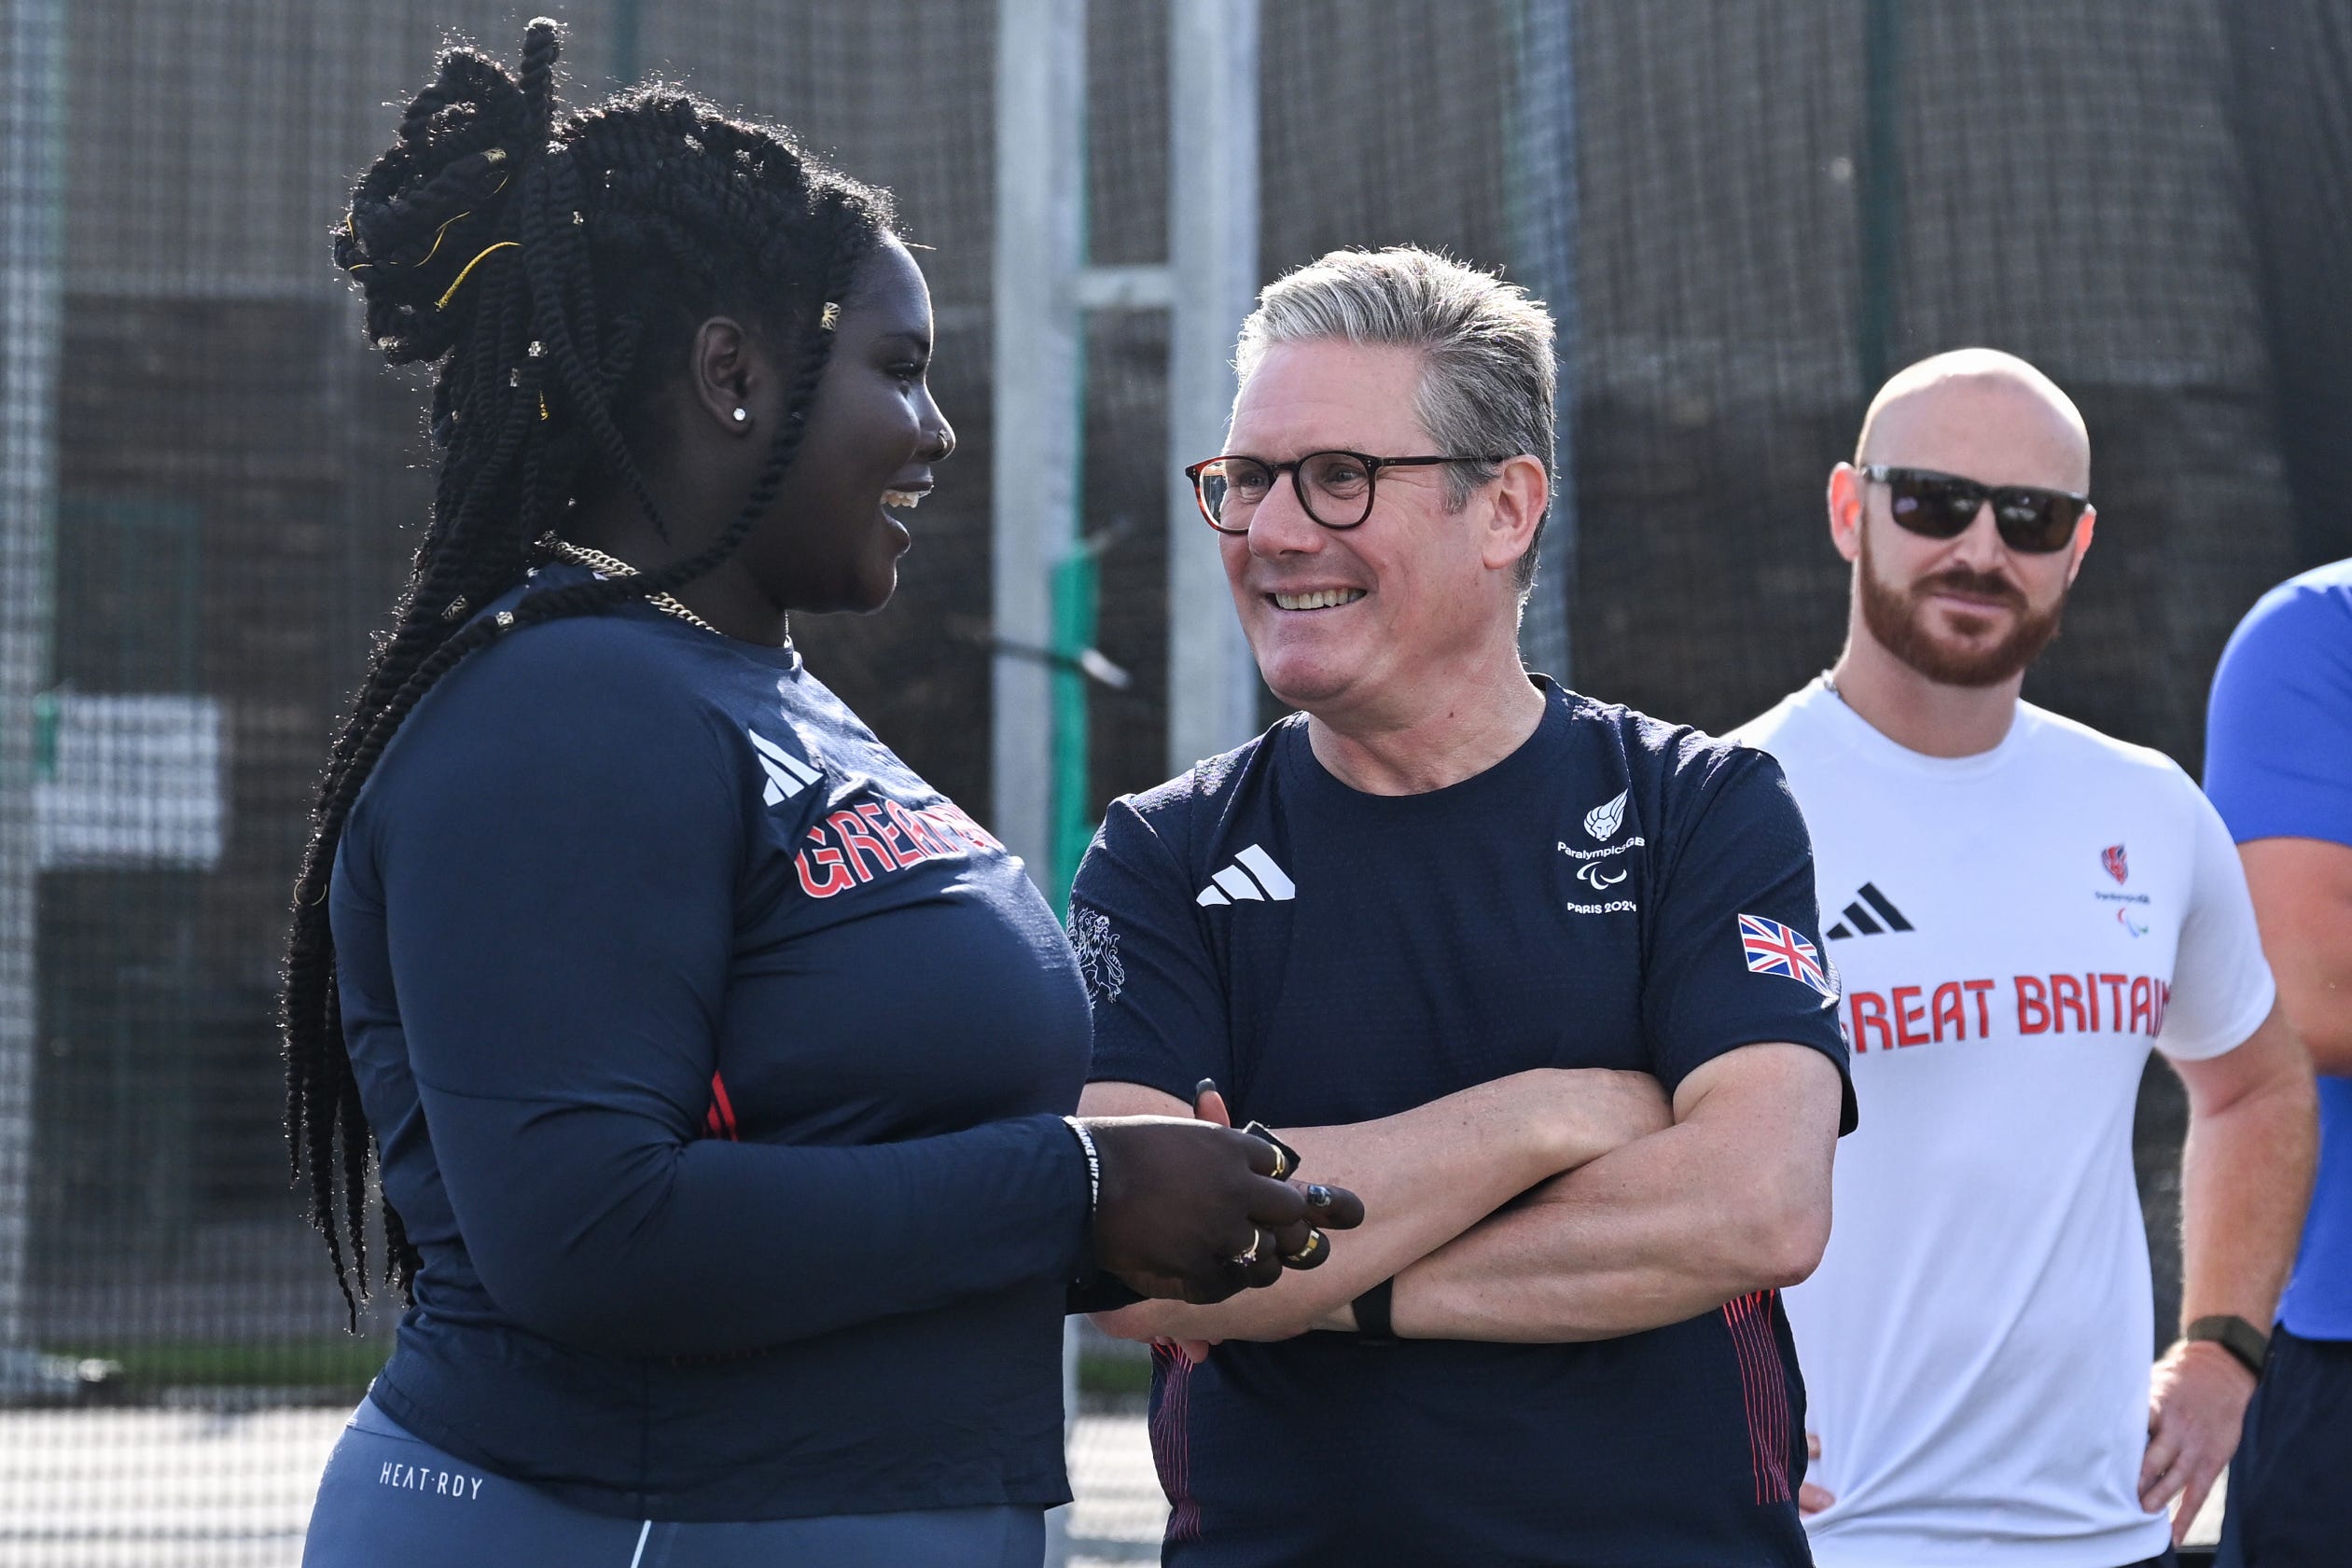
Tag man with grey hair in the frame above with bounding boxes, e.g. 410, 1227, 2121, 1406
1072, 245, 1853, 1564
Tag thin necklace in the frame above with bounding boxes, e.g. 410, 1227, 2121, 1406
535, 533, 731, 639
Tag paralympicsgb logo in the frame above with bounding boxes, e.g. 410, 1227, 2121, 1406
1584, 788, 1628, 841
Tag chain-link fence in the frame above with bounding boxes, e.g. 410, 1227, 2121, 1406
0, 0, 2345, 1559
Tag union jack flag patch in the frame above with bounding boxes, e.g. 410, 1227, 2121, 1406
1738, 913, 1837, 1000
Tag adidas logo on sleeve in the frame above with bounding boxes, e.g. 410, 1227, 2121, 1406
746, 727, 822, 806
1195, 844, 1296, 907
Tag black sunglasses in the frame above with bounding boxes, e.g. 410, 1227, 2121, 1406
1185, 450, 1509, 533
1859, 465, 2089, 554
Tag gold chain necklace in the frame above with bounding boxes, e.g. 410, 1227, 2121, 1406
535, 533, 726, 637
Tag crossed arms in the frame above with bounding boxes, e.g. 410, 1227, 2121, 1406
1083, 1041, 1844, 1349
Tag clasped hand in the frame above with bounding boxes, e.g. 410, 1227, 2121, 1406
1080, 1091, 1365, 1305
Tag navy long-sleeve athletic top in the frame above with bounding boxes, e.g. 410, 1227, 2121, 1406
329, 564, 1094, 1520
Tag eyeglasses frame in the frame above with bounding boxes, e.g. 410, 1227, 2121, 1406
1184, 450, 1514, 534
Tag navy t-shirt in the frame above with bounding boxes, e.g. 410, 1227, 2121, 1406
1072, 679, 1853, 1566
330, 564, 1094, 1520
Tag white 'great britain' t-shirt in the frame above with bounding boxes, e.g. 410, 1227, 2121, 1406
1733, 679, 2275, 1568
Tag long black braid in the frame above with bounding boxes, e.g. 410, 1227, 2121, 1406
285, 19, 896, 1321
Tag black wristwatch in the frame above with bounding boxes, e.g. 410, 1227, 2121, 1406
2184, 1314, 2269, 1379
1352, 1277, 1399, 1344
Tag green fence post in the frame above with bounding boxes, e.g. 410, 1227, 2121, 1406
1048, 546, 1098, 910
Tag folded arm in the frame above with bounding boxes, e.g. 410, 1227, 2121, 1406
424, 1089, 1086, 1357
1385, 1042, 1843, 1341
1083, 1067, 1669, 1347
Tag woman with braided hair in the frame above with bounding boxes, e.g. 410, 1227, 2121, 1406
291, 22, 1357, 1563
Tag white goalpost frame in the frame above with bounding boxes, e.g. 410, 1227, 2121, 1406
1164, 0, 1263, 774
994, 0, 1263, 897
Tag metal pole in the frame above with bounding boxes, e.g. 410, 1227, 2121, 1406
611, 0, 643, 87
1857, 0, 1906, 397
1508, 0, 1579, 685
993, 0, 1086, 886
0, 0, 63, 1348
1165, 0, 1262, 772
993, 9, 1094, 1561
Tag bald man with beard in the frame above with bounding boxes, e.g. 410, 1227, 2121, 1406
1733, 350, 2316, 1568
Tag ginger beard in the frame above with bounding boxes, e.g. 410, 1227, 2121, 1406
1855, 520, 2067, 687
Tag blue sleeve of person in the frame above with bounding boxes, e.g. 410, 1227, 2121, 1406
2206, 564, 2352, 849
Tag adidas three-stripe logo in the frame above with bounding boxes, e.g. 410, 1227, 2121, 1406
746, 728, 821, 806
1195, 844, 1296, 907
1824, 881, 1914, 940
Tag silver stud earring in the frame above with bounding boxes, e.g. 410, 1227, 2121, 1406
731, 408, 749, 423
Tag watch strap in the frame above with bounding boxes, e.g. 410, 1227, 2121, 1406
2184, 1313, 2269, 1379
1352, 1276, 1398, 1344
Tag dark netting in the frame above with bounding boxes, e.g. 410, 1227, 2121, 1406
1560, 0, 2345, 1355
0, 0, 2344, 1556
